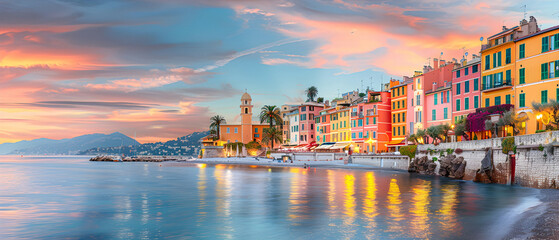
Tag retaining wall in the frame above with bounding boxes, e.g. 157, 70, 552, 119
416, 131, 559, 188
351, 155, 410, 171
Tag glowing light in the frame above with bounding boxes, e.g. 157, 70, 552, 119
197, 164, 207, 168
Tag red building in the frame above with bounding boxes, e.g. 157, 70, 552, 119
350, 91, 392, 153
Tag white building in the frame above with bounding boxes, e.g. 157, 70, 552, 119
287, 110, 299, 146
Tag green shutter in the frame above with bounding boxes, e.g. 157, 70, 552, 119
485, 55, 490, 69
506, 70, 511, 83
556, 60, 559, 78
432, 109, 436, 121
485, 98, 490, 107
555, 34, 559, 49
520, 93, 525, 107
497, 51, 502, 66
474, 96, 479, 108
519, 68, 525, 84
542, 63, 548, 80
495, 96, 501, 105
542, 90, 548, 104
520, 44, 525, 59
474, 78, 479, 91
482, 76, 487, 90
465, 98, 469, 110
506, 48, 511, 64
493, 53, 497, 68
456, 99, 460, 111
557, 88, 559, 101
506, 94, 511, 104
542, 36, 549, 52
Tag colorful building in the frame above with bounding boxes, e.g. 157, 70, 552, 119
280, 105, 297, 145
407, 71, 422, 135
348, 91, 392, 153
388, 78, 409, 150
514, 18, 559, 134
220, 92, 270, 145
287, 109, 299, 146
480, 25, 520, 109
424, 59, 456, 129
296, 102, 324, 145
452, 56, 482, 125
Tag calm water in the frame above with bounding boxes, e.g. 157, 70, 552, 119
0, 156, 540, 239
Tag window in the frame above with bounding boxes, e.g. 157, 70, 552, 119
456, 70, 460, 78
506, 70, 511, 82
227, 128, 230, 133
542, 36, 549, 52
416, 95, 421, 105
234, 128, 238, 133
456, 99, 461, 111
542, 63, 549, 80
301, 106, 306, 112
352, 132, 356, 139
300, 114, 306, 121
397, 127, 401, 136
359, 132, 363, 138
474, 78, 479, 91
519, 93, 525, 107
398, 113, 401, 123
366, 118, 369, 125
393, 114, 396, 123
519, 68, 525, 84
485, 98, 490, 107
554, 33, 559, 50
302, 124, 305, 130
392, 102, 395, 109
373, 117, 377, 124
465, 80, 470, 93
446, 91, 450, 103
255, 128, 258, 133
441, 92, 444, 104
373, 131, 376, 138
495, 96, 501, 105
403, 126, 406, 135
506, 94, 511, 105
497, 51, 502, 67
444, 108, 448, 119
473, 64, 479, 73
557, 88, 559, 101
482, 76, 487, 90
254, 134, 260, 138
519, 44, 525, 59
358, 119, 363, 127
542, 90, 548, 104
456, 83, 461, 94
434, 94, 438, 105
474, 96, 479, 108
464, 98, 469, 110
551, 61, 556, 79
432, 109, 436, 121
397, 101, 400, 109
492, 53, 497, 68
465, 67, 469, 76
485, 55, 490, 70
397, 88, 400, 96
505, 48, 511, 64
403, 112, 406, 121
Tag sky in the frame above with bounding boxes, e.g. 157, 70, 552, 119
1, 0, 558, 144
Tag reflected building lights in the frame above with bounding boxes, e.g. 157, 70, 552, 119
386, 178, 404, 234
196, 165, 207, 226
409, 180, 431, 238
362, 172, 378, 239
438, 184, 460, 235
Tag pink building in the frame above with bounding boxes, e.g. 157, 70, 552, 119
424, 59, 458, 129
406, 76, 416, 135
452, 56, 482, 123
297, 102, 324, 145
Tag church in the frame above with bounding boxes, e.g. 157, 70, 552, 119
219, 92, 270, 145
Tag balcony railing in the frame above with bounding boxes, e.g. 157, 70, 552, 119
366, 109, 377, 116
482, 78, 513, 91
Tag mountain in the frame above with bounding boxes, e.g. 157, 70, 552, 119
79, 131, 209, 157
0, 132, 139, 155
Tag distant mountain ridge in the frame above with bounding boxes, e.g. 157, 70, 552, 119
0, 132, 139, 155
79, 131, 209, 157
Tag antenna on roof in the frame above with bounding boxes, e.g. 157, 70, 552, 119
521, 5, 527, 20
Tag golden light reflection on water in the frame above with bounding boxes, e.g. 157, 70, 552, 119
215, 166, 233, 239
362, 172, 378, 239
196, 165, 207, 226
409, 180, 432, 238
386, 178, 404, 234
288, 168, 309, 224
327, 170, 337, 215
438, 184, 460, 235
342, 173, 357, 239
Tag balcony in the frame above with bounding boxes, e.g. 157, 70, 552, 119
482, 78, 513, 92
351, 112, 364, 118
366, 109, 377, 116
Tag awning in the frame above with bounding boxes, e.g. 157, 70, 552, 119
315, 142, 335, 149
387, 139, 405, 146
330, 142, 351, 150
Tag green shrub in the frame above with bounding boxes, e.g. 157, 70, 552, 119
538, 144, 544, 151
536, 129, 547, 133
399, 145, 417, 159
432, 157, 438, 162
501, 137, 515, 154
473, 134, 478, 140
446, 148, 454, 155
245, 141, 262, 151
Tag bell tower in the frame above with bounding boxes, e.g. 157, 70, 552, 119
240, 92, 253, 143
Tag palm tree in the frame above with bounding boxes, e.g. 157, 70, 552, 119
440, 124, 452, 142
259, 105, 282, 129
209, 115, 226, 140
262, 127, 282, 150
306, 86, 318, 102
407, 133, 418, 144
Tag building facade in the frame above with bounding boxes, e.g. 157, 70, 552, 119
452, 57, 482, 124
297, 102, 324, 145
424, 60, 456, 128
389, 79, 409, 146
220, 93, 269, 145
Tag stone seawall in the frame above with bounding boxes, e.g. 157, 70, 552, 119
415, 131, 559, 189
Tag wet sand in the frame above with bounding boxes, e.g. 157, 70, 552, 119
503, 189, 559, 240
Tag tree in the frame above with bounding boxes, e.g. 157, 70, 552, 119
454, 117, 470, 141
317, 97, 324, 103
532, 100, 559, 130
496, 110, 528, 136
407, 133, 418, 144
259, 105, 282, 129
485, 120, 498, 138
359, 92, 366, 98
426, 125, 443, 144
439, 124, 452, 142
415, 129, 427, 144
306, 86, 318, 102
209, 115, 226, 140
262, 127, 282, 150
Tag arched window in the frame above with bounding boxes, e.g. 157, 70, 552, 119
244, 100, 247, 105
245, 108, 248, 114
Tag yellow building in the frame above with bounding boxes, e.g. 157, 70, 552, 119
480, 26, 518, 108
389, 79, 408, 142
330, 107, 351, 142
515, 20, 559, 134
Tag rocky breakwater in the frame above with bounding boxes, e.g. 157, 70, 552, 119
409, 154, 467, 179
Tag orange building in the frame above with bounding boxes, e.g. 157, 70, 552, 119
220, 92, 270, 145
389, 78, 409, 148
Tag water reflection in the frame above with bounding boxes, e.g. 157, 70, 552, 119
438, 184, 461, 236
362, 172, 378, 239
196, 164, 207, 226
409, 180, 431, 238
386, 178, 404, 235
214, 165, 233, 238
288, 168, 310, 224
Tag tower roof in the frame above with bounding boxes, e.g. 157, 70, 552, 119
241, 92, 252, 101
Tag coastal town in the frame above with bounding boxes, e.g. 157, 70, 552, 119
202, 16, 559, 160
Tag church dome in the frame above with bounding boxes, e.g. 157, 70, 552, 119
241, 92, 252, 101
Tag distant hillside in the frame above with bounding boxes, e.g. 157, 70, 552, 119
0, 132, 139, 155
79, 131, 209, 157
